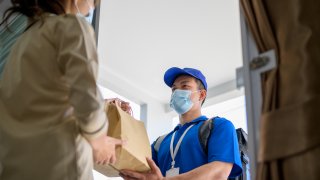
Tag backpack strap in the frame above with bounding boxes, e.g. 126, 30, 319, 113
198, 117, 215, 154
230, 128, 249, 180
154, 133, 168, 153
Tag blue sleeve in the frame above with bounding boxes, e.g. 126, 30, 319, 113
151, 142, 159, 166
207, 119, 242, 178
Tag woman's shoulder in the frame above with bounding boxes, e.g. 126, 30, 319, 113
44, 14, 95, 37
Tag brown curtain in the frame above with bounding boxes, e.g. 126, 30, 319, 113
240, 0, 320, 180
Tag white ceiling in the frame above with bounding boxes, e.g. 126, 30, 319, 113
97, 0, 243, 105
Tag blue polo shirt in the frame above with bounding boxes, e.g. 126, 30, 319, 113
151, 116, 242, 178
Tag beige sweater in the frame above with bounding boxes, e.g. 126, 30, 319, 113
0, 14, 107, 180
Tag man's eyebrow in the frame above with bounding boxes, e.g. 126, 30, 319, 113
173, 80, 191, 87
180, 80, 191, 84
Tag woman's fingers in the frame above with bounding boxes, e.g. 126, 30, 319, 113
112, 137, 125, 146
105, 98, 132, 115
91, 136, 124, 165
110, 154, 116, 165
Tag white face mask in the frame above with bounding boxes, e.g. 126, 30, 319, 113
75, 0, 95, 24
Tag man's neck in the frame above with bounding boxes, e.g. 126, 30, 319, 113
179, 110, 202, 125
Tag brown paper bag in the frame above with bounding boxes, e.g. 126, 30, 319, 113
94, 102, 151, 177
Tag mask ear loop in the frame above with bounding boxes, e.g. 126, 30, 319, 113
190, 90, 203, 103
190, 90, 201, 100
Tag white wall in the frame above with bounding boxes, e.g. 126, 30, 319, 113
202, 95, 247, 132
142, 99, 173, 142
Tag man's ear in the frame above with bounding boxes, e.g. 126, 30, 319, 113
199, 90, 207, 101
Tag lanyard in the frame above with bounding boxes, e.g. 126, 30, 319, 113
170, 124, 195, 169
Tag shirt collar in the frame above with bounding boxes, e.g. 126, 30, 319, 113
173, 115, 208, 131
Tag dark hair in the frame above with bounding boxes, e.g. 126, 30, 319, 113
0, 0, 66, 28
195, 78, 206, 106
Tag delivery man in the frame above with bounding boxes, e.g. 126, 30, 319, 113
120, 67, 242, 180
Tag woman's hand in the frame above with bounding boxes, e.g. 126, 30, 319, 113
88, 135, 124, 165
105, 98, 133, 115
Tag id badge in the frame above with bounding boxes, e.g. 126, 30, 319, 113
166, 167, 180, 177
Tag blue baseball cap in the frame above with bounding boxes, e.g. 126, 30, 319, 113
164, 67, 207, 90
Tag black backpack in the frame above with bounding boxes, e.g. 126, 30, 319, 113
154, 117, 249, 180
